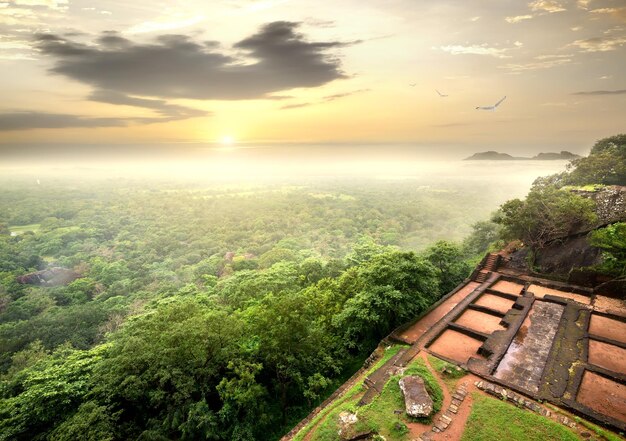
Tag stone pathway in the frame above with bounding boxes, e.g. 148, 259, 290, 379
475, 380, 578, 430
416, 382, 468, 440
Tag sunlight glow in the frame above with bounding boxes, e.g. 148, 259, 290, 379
221, 135, 235, 145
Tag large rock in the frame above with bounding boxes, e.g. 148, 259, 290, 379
399, 376, 433, 417
16, 267, 80, 287
338, 411, 373, 440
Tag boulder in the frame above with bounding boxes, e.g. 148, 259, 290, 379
337, 412, 374, 440
399, 376, 433, 417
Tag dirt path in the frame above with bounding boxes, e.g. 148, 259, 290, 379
431, 375, 480, 441
407, 352, 478, 441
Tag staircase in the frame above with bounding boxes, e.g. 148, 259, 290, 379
474, 270, 490, 283
483, 253, 500, 272
471, 253, 501, 283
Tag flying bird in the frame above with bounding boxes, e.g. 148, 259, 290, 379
409, 83, 417, 87
436, 89, 448, 97
476, 96, 506, 111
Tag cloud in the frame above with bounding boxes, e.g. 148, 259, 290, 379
499, 54, 572, 72
0, 112, 128, 131
506, 15, 533, 23
437, 44, 511, 58
571, 35, 626, 51
0, 99, 209, 131
88, 90, 208, 120
35, 21, 351, 100
529, 0, 566, 13
0, 0, 68, 25
0, 34, 35, 59
322, 88, 370, 102
11, 0, 67, 10
590, 7, 626, 22
126, 15, 206, 34
280, 102, 311, 110
572, 89, 626, 95
280, 88, 370, 110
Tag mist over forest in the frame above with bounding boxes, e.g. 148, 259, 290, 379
0, 155, 573, 440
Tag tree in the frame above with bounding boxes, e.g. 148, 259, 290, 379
0, 344, 105, 441
244, 290, 341, 425
258, 248, 299, 269
495, 184, 597, 255
590, 222, 626, 278
462, 220, 499, 258
424, 241, 472, 294
91, 298, 243, 440
334, 251, 439, 348
47, 402, 115, 441
564, 134, 626, 186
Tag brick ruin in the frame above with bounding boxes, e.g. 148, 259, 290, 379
390, 252, 626, 432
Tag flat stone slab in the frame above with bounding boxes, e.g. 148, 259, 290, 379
494, 300, 564, 393
399, 375, 433, 417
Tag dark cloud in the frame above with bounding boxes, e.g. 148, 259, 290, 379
572, 89, 626, 95
0, 112, 127, 131
35, 21, 351, 100
88, 90, 209, 120
0, 101, 208, 131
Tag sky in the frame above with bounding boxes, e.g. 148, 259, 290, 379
0, 0, 625, 158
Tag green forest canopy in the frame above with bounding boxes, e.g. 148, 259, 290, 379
1, 135, 624, 440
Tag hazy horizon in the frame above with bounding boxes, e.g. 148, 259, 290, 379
1, 0, 624, 155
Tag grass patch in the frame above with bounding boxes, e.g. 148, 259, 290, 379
9, 223, 40, 235
294, 344, 407, 441
337, 356, 443, 441
543, 404, 624, 441
461, 393, 580, 441
427, 354, 467, 391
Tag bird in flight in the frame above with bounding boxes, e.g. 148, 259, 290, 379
436, 89, 448, 97
409, 83, 417, 87
476, 96, 506, 111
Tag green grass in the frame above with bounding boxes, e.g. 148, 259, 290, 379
308, 356, 443, 441
461, 393, 580, 441
293, 344, 407, 441
427, 354, 467, 391
8, 223, 41, 235
353, 356, 443, 440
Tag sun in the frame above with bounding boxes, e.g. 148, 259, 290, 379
221, 135, 235, 145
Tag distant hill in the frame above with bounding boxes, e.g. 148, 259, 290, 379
464, 151, 518, 160
465, 150, 581, 161
531, 151, 581, 160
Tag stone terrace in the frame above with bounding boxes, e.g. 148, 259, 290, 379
389, 252, 626, 432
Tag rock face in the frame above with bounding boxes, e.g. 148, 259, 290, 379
16, 267, 80, 287
399, 376, 433, 417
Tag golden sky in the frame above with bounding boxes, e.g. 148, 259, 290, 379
0, 0, 625, 156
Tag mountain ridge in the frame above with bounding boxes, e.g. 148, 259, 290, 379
465, 150, 581, 161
